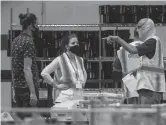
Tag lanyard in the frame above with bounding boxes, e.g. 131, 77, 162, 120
66, 53, 79, 81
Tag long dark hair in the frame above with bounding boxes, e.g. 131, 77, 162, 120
60, 34, 78, 53
19, 13, 37, 30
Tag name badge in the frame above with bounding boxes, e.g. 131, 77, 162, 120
39, 88, 48, 99
76, 82, 82, 89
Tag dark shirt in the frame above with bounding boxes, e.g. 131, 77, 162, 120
12, 32, 39, 89
136, 38, 156, 59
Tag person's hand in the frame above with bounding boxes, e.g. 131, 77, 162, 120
102, 35, 119, 44
56, 84, 70, 90
30, 93, 37, 106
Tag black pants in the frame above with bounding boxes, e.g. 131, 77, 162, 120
137, 89, 162, 104
123, 97, 139, 104
14, 87, 39, 119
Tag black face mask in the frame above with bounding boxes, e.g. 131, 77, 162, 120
69, 45, 80, 56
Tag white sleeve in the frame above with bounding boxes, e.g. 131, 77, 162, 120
41, 57, 60, 85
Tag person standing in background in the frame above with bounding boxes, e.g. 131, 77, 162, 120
104, 18, 165, 104
12, 13, 40, 119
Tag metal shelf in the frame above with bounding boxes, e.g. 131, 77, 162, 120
87, 60, 114, 62
100, 23, 166, 27
36, 57, 114, 62
36, 57, 102, 62
86, 57, 114, 62
11, 23, 166, 28
87, 79, 113, 83
84, 88, 124, 92
11, 24, 99, 28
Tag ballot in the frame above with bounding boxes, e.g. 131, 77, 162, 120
122, 73, 137, 92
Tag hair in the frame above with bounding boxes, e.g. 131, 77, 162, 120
19, 13, 37, 30
60, 34, 78, 53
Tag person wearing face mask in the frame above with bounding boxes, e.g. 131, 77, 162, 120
112, 31, 142, 104
12, 13, 40, 119
41, 34, 87, 103
103, 18, 165, 104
